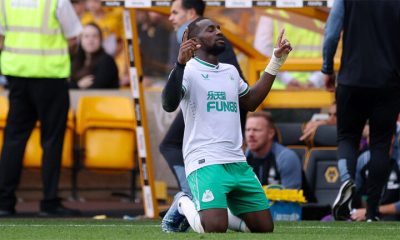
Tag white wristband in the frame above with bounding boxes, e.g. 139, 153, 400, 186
264, 48, 288, 76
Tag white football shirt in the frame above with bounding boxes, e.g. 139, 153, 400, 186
181, 57, 249, 176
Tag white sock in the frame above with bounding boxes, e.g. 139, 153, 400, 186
178, 196, 204, 233
228, 209, 250, 232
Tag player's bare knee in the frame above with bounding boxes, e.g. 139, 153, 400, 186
264, 222, 274, 233
202, 219, 228, 233
249, 222, 274, 233
203, 224, 228, 233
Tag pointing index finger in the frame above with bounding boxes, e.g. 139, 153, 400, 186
276, 28, 285, 48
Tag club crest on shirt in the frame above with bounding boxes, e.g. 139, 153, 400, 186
202, 189, 215, 202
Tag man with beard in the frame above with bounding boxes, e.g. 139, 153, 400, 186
245, 112, 302, 189
161, 17, 292, 233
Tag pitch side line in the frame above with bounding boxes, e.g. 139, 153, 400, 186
0, 224, 160, 227
0, 224, 399, 230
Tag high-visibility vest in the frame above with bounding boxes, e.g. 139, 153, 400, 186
268, 10, 323, 89
0, 0, 70, 78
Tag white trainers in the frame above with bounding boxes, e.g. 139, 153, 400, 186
161, 192, 190, 233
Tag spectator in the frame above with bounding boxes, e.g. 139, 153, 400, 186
254, 12, 325, 90
245, 112, 302, 189
0, 0, 81, 217
323, 0, 400, 221
137, 12, 172, 86
351, 131, 400, 221
70, 23, 119, 89
81, 0, 129, 86
82, 0, 121, 55
72, 0, 86, 20
300, 102, 336, 142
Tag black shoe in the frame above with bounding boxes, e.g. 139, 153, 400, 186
332, 180, 356, 220
0, 208, 15, 217
39, 204, 81, 217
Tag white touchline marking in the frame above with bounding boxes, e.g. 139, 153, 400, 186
0, 224, 399, 231
279, 226, 400, 230
0, 224, 160, 227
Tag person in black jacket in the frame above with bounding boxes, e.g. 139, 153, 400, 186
70, 23, 119, 89
322, 0, 400, 221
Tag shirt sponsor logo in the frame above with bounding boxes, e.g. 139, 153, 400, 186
206, 91, 237, 112
202, 189, 215, 203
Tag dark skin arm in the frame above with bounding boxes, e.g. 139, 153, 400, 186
239, 29, 292, 111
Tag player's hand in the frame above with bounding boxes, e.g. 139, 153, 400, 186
323, 73, 336, 92
274, 29, 292, 58
177, 29, 201, 65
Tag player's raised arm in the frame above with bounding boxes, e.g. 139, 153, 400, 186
239, 29, 292, 111
162, 29, 201, 112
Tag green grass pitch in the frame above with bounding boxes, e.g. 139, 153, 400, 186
1, 219, 400, 240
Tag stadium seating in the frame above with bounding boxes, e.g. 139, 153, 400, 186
311, 124, 337, 147
0, 96, 8, 151
276, 122, 308, 166
0, 96, 74, 168
304, 125, 340, 206
74, 96, 137, 199
276, 123, 305, 146
23, 111, 75, 168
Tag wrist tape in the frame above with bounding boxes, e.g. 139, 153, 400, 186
264, 48, 288, 75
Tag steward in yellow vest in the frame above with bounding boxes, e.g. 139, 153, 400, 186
254, 10, 324, 90
0, 0, 70, 77
0, 0, 82, 217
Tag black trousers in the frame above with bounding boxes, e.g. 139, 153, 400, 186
336, 84, 400, 216
158, 111, 187, 192
0, 76, 69, 210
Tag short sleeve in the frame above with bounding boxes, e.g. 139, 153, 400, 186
182, 71, 190, 98
57, 0, 82, 39
238, 76, 249, 97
